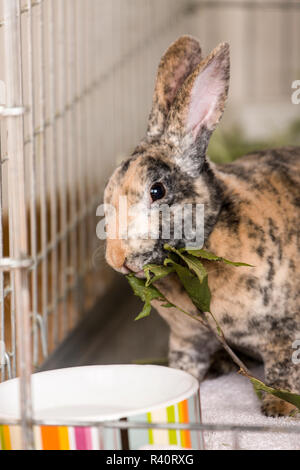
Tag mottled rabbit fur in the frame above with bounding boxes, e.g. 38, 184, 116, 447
104, 36, 300, 417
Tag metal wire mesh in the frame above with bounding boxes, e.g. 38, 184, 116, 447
0, 0, 194, 449
0, 0, 299, 450
0, 0, 196, 382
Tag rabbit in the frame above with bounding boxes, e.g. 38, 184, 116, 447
104, 36, 300, 417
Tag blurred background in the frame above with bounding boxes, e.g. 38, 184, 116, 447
0, 0, 299, 379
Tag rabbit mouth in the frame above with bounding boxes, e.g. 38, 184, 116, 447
123, 263, 146, 279
132, 270, 146, 279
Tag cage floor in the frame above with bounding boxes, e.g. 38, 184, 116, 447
41, 280, 300, 450
41, 276, 169, 370
200, 366, 300, 450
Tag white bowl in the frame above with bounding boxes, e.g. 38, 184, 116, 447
0, 364, 198, 423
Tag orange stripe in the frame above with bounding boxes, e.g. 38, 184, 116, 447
181, 399, 189, 422
178, 400, 192, 449
58, 427, 70, 450
3, 426, 11, 450
41, 426, 60, 450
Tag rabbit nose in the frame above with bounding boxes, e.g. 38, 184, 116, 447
106, 239, 126, 269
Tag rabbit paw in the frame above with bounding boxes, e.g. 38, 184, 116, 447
261, 395, 298, 417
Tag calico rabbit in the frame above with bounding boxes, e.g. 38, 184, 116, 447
104, 36, 300, 417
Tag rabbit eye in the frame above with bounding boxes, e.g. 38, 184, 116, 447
150, 182, 166, 202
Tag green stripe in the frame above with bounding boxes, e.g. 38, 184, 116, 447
147, 413, 154, 445
0, 426, 5, 450
166, 406, 177, 445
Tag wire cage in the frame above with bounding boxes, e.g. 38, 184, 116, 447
0, 0, 299, 450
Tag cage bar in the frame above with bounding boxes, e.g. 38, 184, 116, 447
0, 0, 298, 450
3, 0, 34, 450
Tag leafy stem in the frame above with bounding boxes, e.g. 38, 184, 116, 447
127, 244, 300, 412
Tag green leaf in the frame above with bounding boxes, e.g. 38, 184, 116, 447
165, 258, 211, 313
193, 275, 211, 313
253, 385, 263, 401
180, 254, 207, 283
163, 244, 207, 283
184, 247, 253, 267
249, 376, 300, 411
143, 264, 175, 287
126, 274, 163, 303
126, 274, 165, 321
164, 243, 180, 254
184, 248, 220, 260
134, 301, 152, 321
222, 259, 254, 267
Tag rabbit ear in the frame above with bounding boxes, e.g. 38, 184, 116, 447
165, 43, 230, 171
147, 36, 202, 140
